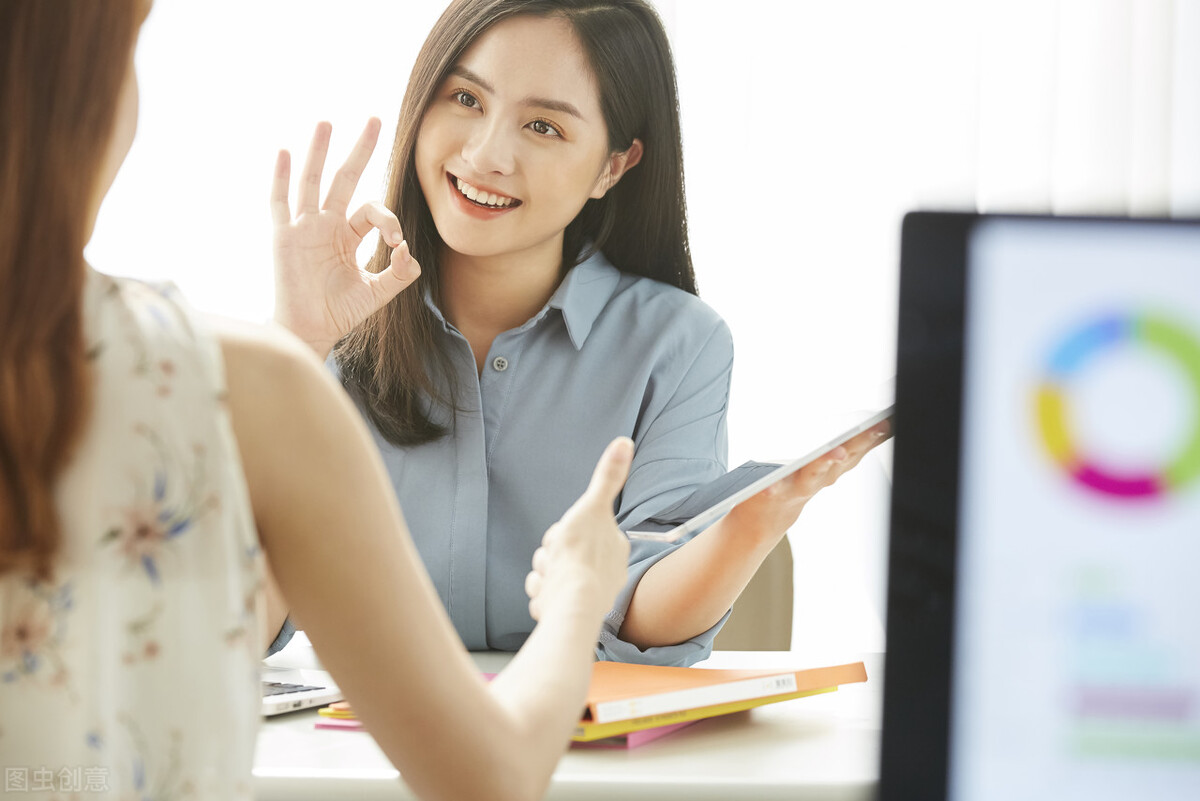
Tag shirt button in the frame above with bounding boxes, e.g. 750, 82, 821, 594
492, 356, 509, 372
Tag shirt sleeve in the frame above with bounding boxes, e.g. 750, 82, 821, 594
264, 616, 296, 657
596, 318, 735, 667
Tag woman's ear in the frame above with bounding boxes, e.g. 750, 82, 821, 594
590, 138, 644, 199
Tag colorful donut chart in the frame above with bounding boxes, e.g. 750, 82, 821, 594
1036, 313, 1200, 499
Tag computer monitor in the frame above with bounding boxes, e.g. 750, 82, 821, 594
880, 212, 1200, 800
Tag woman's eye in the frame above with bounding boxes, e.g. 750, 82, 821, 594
453, 91, 479, 109
530, 119, 560, 137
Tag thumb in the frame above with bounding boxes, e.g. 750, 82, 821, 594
581, 437, 634, 507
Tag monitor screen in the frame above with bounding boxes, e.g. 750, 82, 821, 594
950, 217, 1200, 799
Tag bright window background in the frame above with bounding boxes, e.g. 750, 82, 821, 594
88, 0, 1200, 654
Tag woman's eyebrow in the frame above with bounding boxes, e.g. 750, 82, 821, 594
525, 94, 583, 120
450, 65, 495, 93
449, 65, 584, 120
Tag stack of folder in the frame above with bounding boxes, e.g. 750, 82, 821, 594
316, 660, 867, 749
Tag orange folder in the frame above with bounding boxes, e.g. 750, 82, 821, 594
316, 661, 868, 747
582, 660, 868, 725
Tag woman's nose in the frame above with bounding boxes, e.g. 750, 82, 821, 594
462, 118, 516, 176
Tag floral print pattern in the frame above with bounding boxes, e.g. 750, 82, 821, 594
0, 271, 263, 799
0, 579, 72, 688
99, 426, 217, 585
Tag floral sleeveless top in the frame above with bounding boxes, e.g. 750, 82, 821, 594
0, 270, 263, 799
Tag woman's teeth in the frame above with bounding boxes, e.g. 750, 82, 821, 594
455, 177, 515, 208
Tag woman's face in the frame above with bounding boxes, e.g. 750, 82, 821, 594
415, 14, 630, 263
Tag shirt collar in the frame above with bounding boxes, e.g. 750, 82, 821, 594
423, 284, 452, 330
423, 250, 621, 350
547, 250, 621, 350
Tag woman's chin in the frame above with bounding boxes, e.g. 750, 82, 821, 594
434, 225, 527, 261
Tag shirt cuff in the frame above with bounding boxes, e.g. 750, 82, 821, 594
593, 538, 732, 667
265, 615, 296, 657
596, 607, 732, 667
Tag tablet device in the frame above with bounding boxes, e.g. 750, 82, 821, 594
627, 404, 893, 543
880, 212, 1200, 801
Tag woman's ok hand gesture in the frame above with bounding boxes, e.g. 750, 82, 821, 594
271, 118, 421, 357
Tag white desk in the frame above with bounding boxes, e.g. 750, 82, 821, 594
255, 644, 882, 801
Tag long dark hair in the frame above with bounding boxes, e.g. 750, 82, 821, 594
0, 1, 146, 578
337, 0, 695, 446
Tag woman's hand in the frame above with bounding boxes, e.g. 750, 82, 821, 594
525, 438, 634, 622
271, 118, 421, 357
616, 419, 891, 649
726, 419, 893, 546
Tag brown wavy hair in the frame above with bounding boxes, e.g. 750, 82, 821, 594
337, 0, 696, 446
0, 1, 146, 578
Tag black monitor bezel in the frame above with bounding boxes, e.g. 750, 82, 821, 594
878, 211, 1200, 800
879, 210, 974, 800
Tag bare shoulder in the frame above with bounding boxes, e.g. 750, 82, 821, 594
211, 317, 324, 388
207, 317, 376, 527
207, 317, 356, 470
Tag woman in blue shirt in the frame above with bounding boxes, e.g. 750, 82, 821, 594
268, 0, 889, 664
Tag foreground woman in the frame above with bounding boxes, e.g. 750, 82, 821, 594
0, 3, 631, 799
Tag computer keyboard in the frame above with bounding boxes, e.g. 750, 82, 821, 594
262, 680, 326, 697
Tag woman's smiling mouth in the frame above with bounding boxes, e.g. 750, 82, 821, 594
448, 173, 521, 209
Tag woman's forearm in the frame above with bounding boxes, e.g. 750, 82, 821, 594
617, 509, 783, 649
619, 443, 878, 650
485, 602, 605, 798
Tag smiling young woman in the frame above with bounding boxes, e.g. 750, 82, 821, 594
269, 0, 890, 664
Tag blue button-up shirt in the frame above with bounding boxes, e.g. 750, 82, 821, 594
273, 251, 735, 666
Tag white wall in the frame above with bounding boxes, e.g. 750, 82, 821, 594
668, 0, 978, 652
